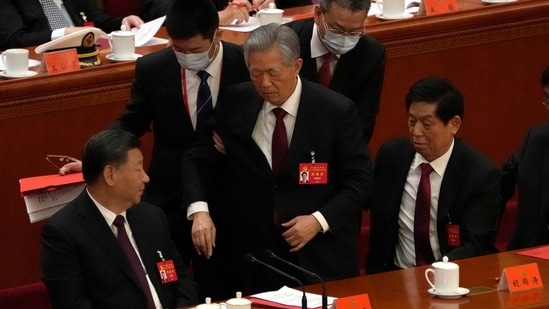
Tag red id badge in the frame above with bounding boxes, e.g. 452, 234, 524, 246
299, 163, 328, 184
83, 21, 95, 27
157, 260, 178, 283
446, 224, 460, 246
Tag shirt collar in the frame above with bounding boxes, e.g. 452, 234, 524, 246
311, 23, 339, 59
186, 41, 224, 80
86, 188, 126, 227
412, 138, 455, 177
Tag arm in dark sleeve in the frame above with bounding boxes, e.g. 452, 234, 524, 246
0, 0, 52, 49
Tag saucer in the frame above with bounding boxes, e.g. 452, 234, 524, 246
106, 53, 142, 62
1, 70, 38, 79
375, 13, 414, 20
0, 59, 41, 71
428, 287, 470, 299
481, 0, 516, 3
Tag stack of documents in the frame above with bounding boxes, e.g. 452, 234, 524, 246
19, 173, 85, 223
250, 286, 336, 309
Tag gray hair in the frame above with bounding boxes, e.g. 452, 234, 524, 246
319, 0, 371, 13
243, 24, 300, 67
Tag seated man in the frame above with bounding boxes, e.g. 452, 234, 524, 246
286, 0, 386, 143
367, 77, 501, 274
41, 129, 198, 308
0, 0, 143, 50
501, 66, 549, 250
183, 23, 373, 293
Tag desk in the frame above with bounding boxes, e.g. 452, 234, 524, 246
303, 250, 549, 308
1, 0, 549, 289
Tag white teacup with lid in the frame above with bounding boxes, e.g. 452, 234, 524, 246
425, 256, 459, 295
224, 291, 252, 309
257, 3, 284, 25
197, 297, 222, 309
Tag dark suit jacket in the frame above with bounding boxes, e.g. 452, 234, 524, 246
286, 18, 386, 143
110, 42, 249, 215
41, 191, 199, 309
183, 79, 373, 286
502, 123, 549, 250
367, 138, 501, 274
0, 0, 123, 50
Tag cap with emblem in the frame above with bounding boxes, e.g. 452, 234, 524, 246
35, 27, 106, 68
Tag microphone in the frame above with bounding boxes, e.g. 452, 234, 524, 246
264, 249, 327, 309
244, 253, 307, 309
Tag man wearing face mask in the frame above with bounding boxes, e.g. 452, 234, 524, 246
286, 0, 386, 144
109, 0, 250, 300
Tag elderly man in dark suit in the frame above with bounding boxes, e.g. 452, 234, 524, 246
0, 0, 142, 50
501, 66, 549, 250
367, 77, 501, 274
286, 0, 386, 143
182, 23, 373, 294
41, 129, 198, 309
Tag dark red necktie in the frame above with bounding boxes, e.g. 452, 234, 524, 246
271, 108, 288, 176
317, 52, 335, 87
113, 215, 155, 309
414, 163, 436, 266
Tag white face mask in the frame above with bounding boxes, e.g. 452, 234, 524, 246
173, 35, 216, 71
319, 15, 361, 55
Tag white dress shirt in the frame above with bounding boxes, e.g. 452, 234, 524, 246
394, 139, 455, 269
50, 0, 75, 40
310, 23, 339, 76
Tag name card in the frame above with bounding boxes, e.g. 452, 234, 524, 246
497, 263, 544, 293
42, 49, 81, 75
423, 0, 459, 16
332, 294, 371, 309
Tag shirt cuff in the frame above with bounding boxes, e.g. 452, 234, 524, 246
312, 211, 330, 233
187, 201, 209, 220
51, 28, 65, 41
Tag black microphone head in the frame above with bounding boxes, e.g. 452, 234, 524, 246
264, 249, 275, 259
244, 253, 255, 262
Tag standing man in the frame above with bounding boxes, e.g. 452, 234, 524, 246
501, 66, 549, 250
286, 0, 386, 143
109, 0, 250, 299
183, 23, 373, 293
41, 129, 198, 309
0, 0, 143, 49
367, 77, 501, 274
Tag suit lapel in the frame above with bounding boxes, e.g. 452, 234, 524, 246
75, 192, 145, 289
437, 141, 462, 222
540, 147, 549, 219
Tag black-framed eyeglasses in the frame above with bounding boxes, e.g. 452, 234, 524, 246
46, 155, 79, 170
321, 13, 364, 37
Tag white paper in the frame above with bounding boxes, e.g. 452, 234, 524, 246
23, 182, 86, 223
251, 286, 336, 309
132, 15, 167, 47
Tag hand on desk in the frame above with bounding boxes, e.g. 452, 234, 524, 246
219, 0, 252, 25
281, 215, 322, 252
122, 15, 144, 30
191, 212, 217, 259
252, 0, 276, 10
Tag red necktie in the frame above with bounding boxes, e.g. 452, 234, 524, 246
113, 215, 156, 309
414, 163, 436, 266
271, 108, 288, 176
317, 52, 335, 87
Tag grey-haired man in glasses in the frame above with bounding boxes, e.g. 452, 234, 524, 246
286, 0, 386, 144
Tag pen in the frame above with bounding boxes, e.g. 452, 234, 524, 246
230, 1, 258, 11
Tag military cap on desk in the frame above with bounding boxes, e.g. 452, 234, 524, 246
35, 28, 106, 68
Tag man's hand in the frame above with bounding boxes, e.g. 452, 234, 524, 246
252, 0, 276, 10
122, 15, 144, 30
59, 161, 82, 175
213, 131, 226, 154
281, 215, 322, 252
218, 0, 251, 25
191, 212, 216, 259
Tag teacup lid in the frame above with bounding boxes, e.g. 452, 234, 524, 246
260, 2, 284, 13
197, 297, 222, 309
226, 292, 252, 305
433, 256, 459, 269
